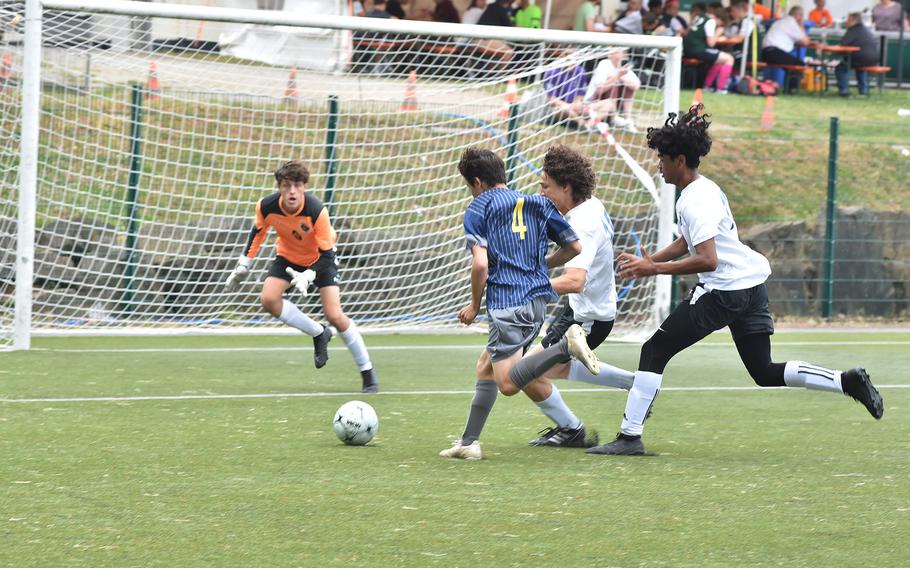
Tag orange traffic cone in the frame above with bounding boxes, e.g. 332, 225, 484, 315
1, 51, 13, 92
759, 95, 774, 131
285, 66, 299, 101
400, 69, 418, 112
498, 77, 519, 117
146, 61, 160, 100
691, 88, 703, 109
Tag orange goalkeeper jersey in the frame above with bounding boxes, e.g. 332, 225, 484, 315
243, 191, 336, 266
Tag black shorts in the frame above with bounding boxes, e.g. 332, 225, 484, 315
685, 48, 720, 66
268, 254, 339, 288
541, 299, 614, 349
687, 283, 774, 339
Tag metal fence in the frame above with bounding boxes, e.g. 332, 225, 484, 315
675, 113, 910, 320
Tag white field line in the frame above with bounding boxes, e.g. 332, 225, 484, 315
29, 340, 910, 353
2, 384, 908, 404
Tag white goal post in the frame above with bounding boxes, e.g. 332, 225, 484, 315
2, 0, 681, 348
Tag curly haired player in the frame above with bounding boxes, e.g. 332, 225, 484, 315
587, 105, 883, 456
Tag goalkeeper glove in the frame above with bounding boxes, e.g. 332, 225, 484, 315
286, 267, 317, 295
225, 256, 253, 290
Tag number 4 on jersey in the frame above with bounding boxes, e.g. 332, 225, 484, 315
511, 197, 527, 240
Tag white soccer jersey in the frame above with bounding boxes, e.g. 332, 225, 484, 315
564, 197, 617, 321
676, 176, 771, 291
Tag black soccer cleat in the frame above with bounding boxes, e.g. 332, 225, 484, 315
313, 327, 332, 369
528, 425, 598, 448
841, 367, 883, 419
361, 368, 379, 394
586, 432, 646, 456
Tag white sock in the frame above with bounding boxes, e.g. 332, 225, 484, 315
340, 322, 372, 372
278, 299, 323, 337
567, 359, 634, 390
784, 361, 843, 393
620, 370, 662, 436
535, 384, 582, 429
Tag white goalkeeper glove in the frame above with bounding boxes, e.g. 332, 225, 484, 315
286, 267, 317, 295
225, 256, 253, 290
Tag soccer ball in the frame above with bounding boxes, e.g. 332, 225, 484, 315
333, 400, 378, 446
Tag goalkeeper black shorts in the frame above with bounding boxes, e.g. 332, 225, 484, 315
268, 255, 339, 288
541, 298, 614, 350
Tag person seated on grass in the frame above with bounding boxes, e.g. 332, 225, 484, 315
808, 0, 834, 29
583, 49, 641, 133
835, 12, 880, 97
544, 52, 589, 129
684, 3, 735, 93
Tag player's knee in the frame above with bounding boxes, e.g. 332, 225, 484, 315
639, 335, 668, 373
325, 311, 348, 330
498, 381, 519, 396
260, 294, 282, 317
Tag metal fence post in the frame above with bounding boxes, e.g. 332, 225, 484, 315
323, 94, 339, 217
822, 116, 838, 319
505, 102, 520, 186
121, 83, 145, 315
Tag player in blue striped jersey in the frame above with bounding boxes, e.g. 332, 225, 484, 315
440, 148, 600, 460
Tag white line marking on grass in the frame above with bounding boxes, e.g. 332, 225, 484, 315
2, 384, 908, 404
30, 340, 910, 353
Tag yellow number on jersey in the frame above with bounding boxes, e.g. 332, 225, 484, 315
511, 197, 527, 240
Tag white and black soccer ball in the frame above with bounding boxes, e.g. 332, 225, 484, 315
333, 400, 378, 446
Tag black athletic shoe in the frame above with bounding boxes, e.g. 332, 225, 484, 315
528, 425, 598, 448
313, 327, 332, 369
586, 432, 645, 455
360, 368, 379, 394
841, 367, 883, 419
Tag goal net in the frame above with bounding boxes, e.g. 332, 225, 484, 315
1, 0, 680, 348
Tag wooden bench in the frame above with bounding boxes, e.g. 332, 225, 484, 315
765, 63, 808, 94
856, 65, 891, 95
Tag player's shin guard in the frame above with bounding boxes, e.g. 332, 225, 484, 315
509, 340, 570, 389
535, 383, 582, 429
340, 322, 372, 372
461, 380, 498, 445
568, 360, 634, 390
278, 299, 324, 336
620, 370, 662, 436
783, 361, 843, 393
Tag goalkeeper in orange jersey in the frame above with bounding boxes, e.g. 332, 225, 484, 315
225, 160, 378, 393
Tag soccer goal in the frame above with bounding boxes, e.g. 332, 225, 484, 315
1, 0, 681, 348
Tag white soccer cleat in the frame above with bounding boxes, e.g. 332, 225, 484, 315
566, 324, 601, 375
438, 440, 482, 460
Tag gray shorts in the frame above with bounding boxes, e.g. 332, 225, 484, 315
486, 297, 547, 362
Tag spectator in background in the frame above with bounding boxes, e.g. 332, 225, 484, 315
707, 2, 723, 17
352, 1, 366, 16
613, 9, 643, 34
584, 49, 641, 133
648, 0, 664, 20
365, 0, 393, 18
684, 3, 735, 93
514, 0, 542, 29
574, 0, 601, 32
593, 13, 609, 31
872, 0, 910, 32
386, 0, 406, 19
544, 52, 589, 128
752, 0, 771, 20
462, 0, 487, 25
725, 0, 755, 67
432, 0, 460, 23
808, 0, 834, 28
711, 6, 730, 36
761, 6, 809, 65
836, 12, 880, 97
662, 0, 688, 35
689, 2, 707, 21
478, 0, 514, 26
